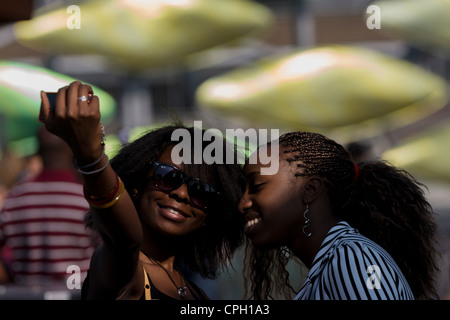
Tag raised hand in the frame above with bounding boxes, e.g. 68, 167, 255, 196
39, 81, 104, 165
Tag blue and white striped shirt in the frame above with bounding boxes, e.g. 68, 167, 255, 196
294, 221, 414, 300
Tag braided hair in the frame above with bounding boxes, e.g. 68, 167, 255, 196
244, 131, 439, 299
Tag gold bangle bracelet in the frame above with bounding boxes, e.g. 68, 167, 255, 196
88, 178, 125, 209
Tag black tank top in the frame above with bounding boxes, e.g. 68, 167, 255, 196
81, 269, 209, 300
140, 269, 209, 300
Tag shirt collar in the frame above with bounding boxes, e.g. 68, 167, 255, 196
307, 220, 355, 280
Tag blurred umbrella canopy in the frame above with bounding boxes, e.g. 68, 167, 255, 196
13, 0, 273, 71
0, 60, 116, 156
371, 0, 450, 55
196, 45, 447, 141
383, 120, 450, 183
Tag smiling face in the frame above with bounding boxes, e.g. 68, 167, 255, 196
136, 145, 210, 238
238, 145, 309, 249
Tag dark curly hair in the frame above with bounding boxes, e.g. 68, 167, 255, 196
86, 121, 246, 279
244, 131, 440, 300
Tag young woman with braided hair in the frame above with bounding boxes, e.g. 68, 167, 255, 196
239, 131, 440, 300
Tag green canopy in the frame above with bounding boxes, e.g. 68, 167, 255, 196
0, 60, 116, 156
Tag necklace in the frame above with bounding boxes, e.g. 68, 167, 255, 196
146, 255, 188, 298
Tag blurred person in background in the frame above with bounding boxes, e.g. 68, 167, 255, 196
0, 126, 99, 288
0, 233, 11, 283
346, 141, 374, 164
39, 81, 246, 300
240, 131, 440, 300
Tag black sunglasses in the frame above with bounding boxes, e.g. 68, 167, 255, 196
151, 161, 221, 211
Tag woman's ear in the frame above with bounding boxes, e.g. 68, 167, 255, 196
303, 176, 324, 204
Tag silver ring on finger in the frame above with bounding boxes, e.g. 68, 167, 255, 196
78, 95, 88, 102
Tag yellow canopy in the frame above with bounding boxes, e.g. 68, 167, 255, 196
14, 0, 273, 70
371, 0, 450, 55
196, 45, 447, 141
383, 121, 450, 183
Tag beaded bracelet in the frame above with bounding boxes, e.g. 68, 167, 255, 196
86, 176, 125, 209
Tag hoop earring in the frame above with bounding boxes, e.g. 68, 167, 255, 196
302, 204, 312, 237
280, 246, 292, 262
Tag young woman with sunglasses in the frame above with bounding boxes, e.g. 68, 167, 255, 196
39, 81, 246, 300
239, 131, 440, 300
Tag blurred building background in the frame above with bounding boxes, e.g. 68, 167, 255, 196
0, 0, 449, 299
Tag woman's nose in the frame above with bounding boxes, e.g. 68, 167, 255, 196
169, 183, 190, 203
238, 193, 252, 214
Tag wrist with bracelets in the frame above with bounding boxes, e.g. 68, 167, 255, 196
73, 125, 108, 175
83, 172, 125, 209
75, 128, 125, 209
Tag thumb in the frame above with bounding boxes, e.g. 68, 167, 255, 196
38, 91, 51, 123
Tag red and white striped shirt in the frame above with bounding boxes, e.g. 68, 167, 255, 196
0, 170, 97, 286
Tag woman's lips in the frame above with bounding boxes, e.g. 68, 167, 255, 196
159, 206, 189, 222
